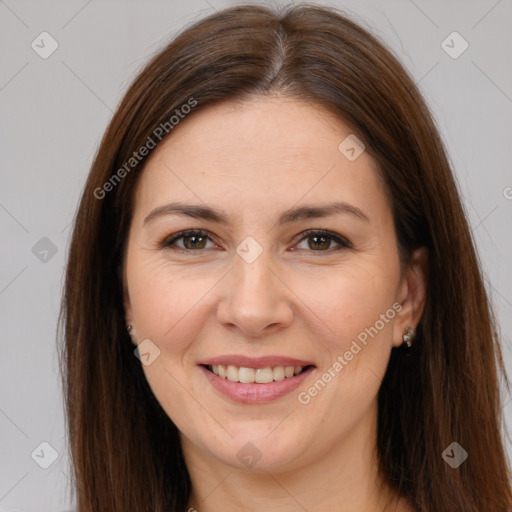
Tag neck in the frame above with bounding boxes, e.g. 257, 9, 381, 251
181, 402, 410, 512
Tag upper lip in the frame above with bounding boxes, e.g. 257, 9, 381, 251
200, 355, 315, 369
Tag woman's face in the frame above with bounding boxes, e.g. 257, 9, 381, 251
123, 96, 422, 472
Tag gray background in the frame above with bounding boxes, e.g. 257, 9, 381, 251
1, 0, 511, 510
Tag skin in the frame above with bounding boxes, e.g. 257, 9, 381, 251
123, 95, 427, 512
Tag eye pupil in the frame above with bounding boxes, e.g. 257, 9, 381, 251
309, 235, 330, 250
184, 235, 207, 250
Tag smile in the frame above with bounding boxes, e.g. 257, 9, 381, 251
199, 362, 316, 404
205, 364, 309, 383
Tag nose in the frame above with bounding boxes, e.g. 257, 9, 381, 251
216, 250, 294, 338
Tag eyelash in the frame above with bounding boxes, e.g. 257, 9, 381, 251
159, 229, 352, 254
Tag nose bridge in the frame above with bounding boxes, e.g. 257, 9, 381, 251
234, 248, 274, 299
216, 242, 292, 335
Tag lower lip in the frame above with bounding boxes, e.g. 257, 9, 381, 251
199, 365, 315, 404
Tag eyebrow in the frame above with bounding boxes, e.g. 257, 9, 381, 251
143, 200, 370, 227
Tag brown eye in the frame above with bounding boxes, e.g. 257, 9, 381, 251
308, 234, 331, 251
294, 230, 352, 252
182, 234, 208, 250
161, 230, 215, 251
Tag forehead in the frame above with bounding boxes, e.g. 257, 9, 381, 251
132, 96, 388, 223
153, 95, 366, 162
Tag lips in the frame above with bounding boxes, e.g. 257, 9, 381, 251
198, 355, 316, 404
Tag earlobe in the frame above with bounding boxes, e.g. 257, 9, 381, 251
392, 246, 428, 347
123, 294, 138, 346
121, 259, 138, 345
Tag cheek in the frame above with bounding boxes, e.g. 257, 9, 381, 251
127, 261, 217, 433
130, 272, 206, 350
289, 260, 400, 416
289, 276, 396, 441
295, 259, 398, 350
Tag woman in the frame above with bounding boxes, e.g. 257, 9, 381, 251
58, 3, 512, 511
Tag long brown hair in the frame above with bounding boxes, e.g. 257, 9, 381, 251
58, 4, 512, 511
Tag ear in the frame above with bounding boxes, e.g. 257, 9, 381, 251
392, 247, 428, 348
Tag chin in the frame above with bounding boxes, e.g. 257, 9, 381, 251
203, 430, 308, 473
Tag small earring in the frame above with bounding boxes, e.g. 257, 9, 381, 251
402, 327, 415, 348
126, 325, 138, 346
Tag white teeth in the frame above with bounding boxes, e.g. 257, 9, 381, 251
273, 366, 285, 381
209, 364, 305, 383
226, 365, 239, 382
255, 367, 274, 383
284, 366, 294, 378
238, 367, 255, 383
